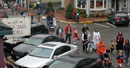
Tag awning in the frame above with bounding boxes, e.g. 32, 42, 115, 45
0, 22, 13, 36
41, 0, 61, 3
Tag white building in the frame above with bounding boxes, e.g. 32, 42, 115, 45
62, 0, 130, 16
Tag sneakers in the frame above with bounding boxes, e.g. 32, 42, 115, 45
127, 63, 129, 65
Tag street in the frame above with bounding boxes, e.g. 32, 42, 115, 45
3, 14, 130, 68
1, 0, 130, 68
50, 21, 130, 68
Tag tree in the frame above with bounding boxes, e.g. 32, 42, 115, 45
65, 3, 73, 19
46, 2, 54, 14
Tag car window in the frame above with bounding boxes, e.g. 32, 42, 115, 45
49, 60, 74, 68
25, 37, 44, 45
116, 13, 127, 17
44, 36, 57, 42
29, 47, 53, 58
38, 25, 48, 34
54, 46, 71, 56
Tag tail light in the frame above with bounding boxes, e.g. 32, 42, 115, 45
116, 17, 120, 20
126, 17, 129, 20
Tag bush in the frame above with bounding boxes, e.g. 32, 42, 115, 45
80, 9, 86, 15
58, 7, 64, 10
65, 3, 73, 19
46, 2, 54, 14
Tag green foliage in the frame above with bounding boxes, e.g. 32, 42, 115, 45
88, 13, 107, 17
58, 7, 65, 10
80, 10, 86, 15
65, 3, 73, 19
46, 2, 54, 14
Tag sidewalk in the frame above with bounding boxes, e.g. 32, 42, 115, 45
55, 12, 107, 24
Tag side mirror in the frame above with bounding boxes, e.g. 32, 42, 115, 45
53, 55, 58, 59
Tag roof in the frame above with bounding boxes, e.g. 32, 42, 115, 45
38, 42, 72, 49
0, 22, 13, 35
31, 34, 50, 39
41, 0, 61, 3
56, 55, 99, 68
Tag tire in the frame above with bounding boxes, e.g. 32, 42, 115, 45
125, 23, 129, 26
42, 66, 48, 68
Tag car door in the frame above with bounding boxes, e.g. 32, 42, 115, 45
43, 36, 59, 43
53, 46, 71, 58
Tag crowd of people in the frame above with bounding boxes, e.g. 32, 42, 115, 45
53, 22, 130, 68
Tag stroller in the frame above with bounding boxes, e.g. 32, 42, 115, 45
103, 53, 114, 68
84, 40, 93, 53
87, 40, 93, 53
48, 22, 55, 32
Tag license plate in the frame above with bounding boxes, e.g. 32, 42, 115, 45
122, 19, 125, 20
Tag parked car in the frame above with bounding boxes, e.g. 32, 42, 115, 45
15, 42, 78, 68
47, 55, 104, 68
107, 12, 130, 26
12, 34, 60, 59
4, 24, 49, 53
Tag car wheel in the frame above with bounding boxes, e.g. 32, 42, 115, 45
42, 66, 48, 68
125, 23, 129, 26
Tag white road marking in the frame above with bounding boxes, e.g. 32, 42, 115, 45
94, 23, 110, 28
106, 22, 117, 28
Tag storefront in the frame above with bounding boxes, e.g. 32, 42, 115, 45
75, 0, 109, 16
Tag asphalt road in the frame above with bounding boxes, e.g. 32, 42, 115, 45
4, 15, 130, 68
48, 21, 130, 68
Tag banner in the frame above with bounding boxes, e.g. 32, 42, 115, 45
2, 17, 31, 39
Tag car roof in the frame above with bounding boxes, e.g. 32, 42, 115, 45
58, 55, 86, 63
38, 42, 73, 49
31, 34, 50, 39
54, 55, 98, 68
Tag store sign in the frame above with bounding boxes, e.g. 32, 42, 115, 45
2, 18, 31, 38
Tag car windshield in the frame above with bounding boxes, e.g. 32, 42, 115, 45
29, 47, 53, 58
116, 13, 127, 17
25, 37, 44, 45
49, 60, 74, 68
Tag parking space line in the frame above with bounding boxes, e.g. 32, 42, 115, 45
106, 22, 117, 28
94, 23, 110, 28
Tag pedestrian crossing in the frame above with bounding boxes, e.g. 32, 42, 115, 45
94, 22, 117, 28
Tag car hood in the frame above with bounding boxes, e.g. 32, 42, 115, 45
15, 55, 51, 68
13, 43, 36, 53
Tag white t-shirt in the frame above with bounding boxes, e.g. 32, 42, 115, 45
93, 31, 100, 41
53, 18, 56, 26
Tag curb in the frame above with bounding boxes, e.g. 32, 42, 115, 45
57, 19, 108, 24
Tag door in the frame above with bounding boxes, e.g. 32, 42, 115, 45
53, 46, 71, 57
116, 0, 119, 12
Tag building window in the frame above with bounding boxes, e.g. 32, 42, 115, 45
90, 0, 94, 8
123, 0, 127, 8
96, 0, 103, 8
76, 0, 86, 9
90, 0, 107, 10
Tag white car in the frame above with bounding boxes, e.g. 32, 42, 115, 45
15, 42, 78, 68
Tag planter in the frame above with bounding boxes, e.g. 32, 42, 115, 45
56, 9, 65, 14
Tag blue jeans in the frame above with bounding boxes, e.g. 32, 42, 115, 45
31, 16, 33, 21
65, 34, 71, 44
125, 51, 130, 63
